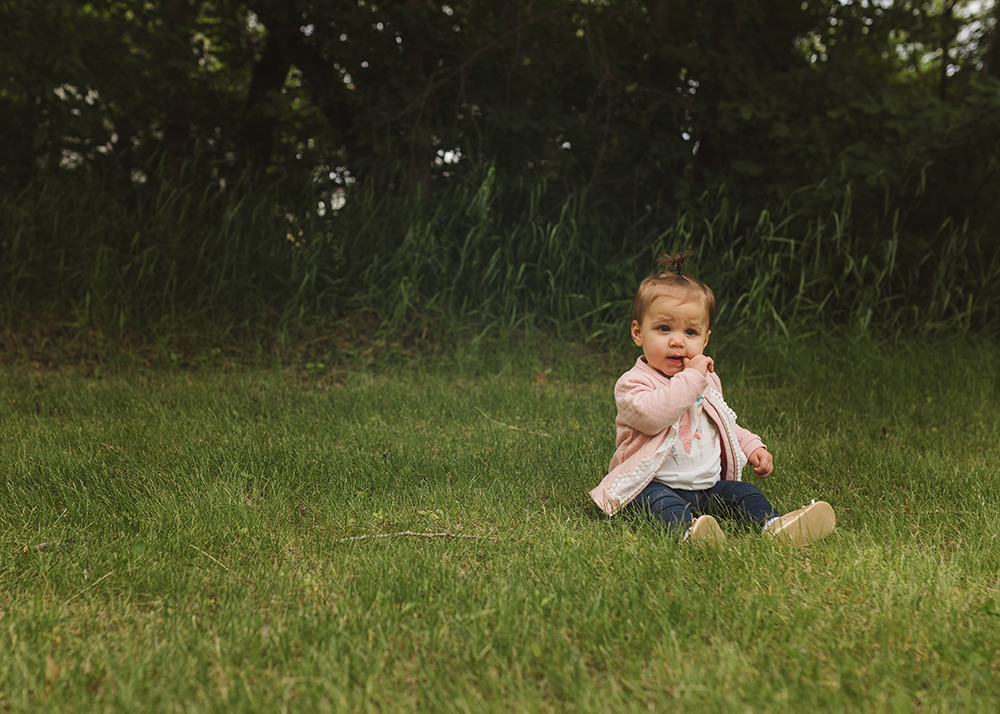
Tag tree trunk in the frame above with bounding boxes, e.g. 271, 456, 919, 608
403, 0, 431, 199
940, 0, 956, 101
242, 28, 293, 165
163, 0, 196, 166
286, 33, 358, 160
243, 6, 358, 169
982, 0, 1000, 79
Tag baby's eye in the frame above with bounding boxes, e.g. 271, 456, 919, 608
685, 329, 697, 336
658, 326, 671, 332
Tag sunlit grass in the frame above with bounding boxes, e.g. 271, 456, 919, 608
2, 333, 999, 711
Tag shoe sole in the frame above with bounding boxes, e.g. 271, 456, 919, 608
769, 501, 835, 546
685, 515, 726, 547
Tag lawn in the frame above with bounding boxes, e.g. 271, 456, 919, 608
2, 333, 999, 712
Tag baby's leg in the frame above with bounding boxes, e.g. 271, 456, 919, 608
704, 481, 779, 531
627, 481, 697, 532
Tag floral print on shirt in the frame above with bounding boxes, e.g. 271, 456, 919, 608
666, 397, 719, 463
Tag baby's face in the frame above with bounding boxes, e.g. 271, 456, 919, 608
630, 292, 711, 377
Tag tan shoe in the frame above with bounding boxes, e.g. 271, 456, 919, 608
684, 515, 726, 547
765, 500, 835, 545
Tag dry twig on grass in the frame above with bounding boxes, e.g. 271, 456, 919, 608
335, 530, 494, 543
474, 407, 551, 437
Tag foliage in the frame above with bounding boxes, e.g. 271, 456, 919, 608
4, 161, 1000, 341
3, 1, 1000, 337
2, 1, 999, 219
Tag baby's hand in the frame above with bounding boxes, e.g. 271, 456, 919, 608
683, 355, 715, 376
748, 447, 773, 478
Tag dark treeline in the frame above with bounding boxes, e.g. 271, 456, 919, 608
3, 0, 1000, 337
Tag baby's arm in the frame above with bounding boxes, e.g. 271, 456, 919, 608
616, 369, 707, 435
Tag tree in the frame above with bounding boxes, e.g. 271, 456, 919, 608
1, 0, 997, 232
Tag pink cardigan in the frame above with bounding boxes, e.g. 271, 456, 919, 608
590, 356, 766, 515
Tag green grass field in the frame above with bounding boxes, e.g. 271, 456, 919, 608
2, 333, 999, 712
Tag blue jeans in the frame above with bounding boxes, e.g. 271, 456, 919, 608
627, 479, 779, 533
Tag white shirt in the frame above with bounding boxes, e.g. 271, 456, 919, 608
653, 396, 722, 490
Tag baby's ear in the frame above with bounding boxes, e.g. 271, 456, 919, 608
630, 320, 643, 346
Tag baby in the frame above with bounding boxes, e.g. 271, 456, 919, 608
590, 253, 835, 545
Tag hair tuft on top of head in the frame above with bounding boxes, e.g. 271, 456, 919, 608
655, 251, 694, 276
631, 250, 716, 329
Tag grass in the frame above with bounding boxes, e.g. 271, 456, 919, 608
4, 165, 1000, 342
2, 332, 1000, 712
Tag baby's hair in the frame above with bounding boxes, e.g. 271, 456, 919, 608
631, 252, 716, 328
656, 252, 692, 277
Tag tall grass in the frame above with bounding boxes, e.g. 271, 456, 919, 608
3, 165, 999, 340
